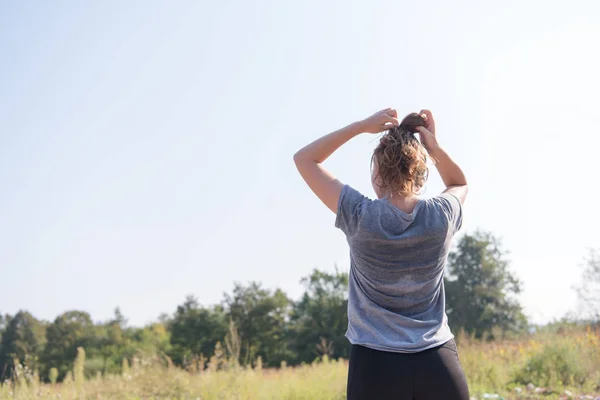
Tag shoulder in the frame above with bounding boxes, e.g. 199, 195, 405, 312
338, 185, 370, 205
424, 193, 463, 232
335, 185, 373, 235
336, 185, 373, 217
434, 192, 462, 210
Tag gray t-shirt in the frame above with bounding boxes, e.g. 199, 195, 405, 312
335, 185, 462, 353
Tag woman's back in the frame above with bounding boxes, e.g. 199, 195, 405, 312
294, 108, 470, 399
336, 185, 462, 352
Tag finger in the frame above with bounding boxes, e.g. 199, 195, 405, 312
381, 122, 398, 130
376, 109, 391, 119
419, 109, 435, 131
419, 110, 433, 122
383, 115, 399, 125
388, 109, 398, 118
419, 109, 432, 117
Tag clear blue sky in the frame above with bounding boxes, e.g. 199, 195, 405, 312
1, 1, 599, 326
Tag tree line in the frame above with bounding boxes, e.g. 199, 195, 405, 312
0, 231, 551, 382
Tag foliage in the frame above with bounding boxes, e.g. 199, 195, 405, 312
0, 327, 599, 399
0, 254, 531, 383
41, 311, 95, 380
0, 311, 46, 379
445, 231, 528, 338
290, 268, 349, 363
224, 283, 293, 367
0, 232, 556, 384
0, 269, 354, 379
513, 343, 587, 388
167, 296, 228, 367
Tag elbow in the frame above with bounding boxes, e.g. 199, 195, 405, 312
293, 151, 302, 168
293, 150, 311, 166
294, 149, 320, 169
293, 151, 308, 174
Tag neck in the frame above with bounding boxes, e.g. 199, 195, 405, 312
381, 191, 421, 214
379, 190, 418, 201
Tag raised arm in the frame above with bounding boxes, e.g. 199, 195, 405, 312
415, 110, 468, 204
294, 109, 399, 213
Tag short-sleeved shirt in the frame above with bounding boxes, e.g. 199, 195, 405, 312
335, 185, 462, 353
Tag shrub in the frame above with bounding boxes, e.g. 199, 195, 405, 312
513, 342, 587, 387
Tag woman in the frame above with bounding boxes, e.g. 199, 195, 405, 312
294, 109, 469, 400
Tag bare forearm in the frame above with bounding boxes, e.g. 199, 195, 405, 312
294, 121, 364, 163
292, 109, 398, 213
429, 145, 467, 188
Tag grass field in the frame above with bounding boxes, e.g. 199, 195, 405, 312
1, 326, 598, 400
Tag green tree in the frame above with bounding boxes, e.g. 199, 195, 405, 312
445, 231, 527, 338
168, 296, 228, 366
290, 268, 349, 363
85, 309, 170, 376
0, 311, 46, 379
224, 283, 293, 366
129, 323, 171, 357
95, 308, 127, 374
42, 311, 95, 380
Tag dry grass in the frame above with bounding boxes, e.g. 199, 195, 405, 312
460, 325, 600, 399
1, 327, 599, 400
1, 357, 347, 400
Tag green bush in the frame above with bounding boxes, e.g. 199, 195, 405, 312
513, 343, 587, 387
84, 358, 106, 378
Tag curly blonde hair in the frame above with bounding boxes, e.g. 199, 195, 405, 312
371, 112, 429, 197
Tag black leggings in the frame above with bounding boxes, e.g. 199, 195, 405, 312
347, 339, 470, 400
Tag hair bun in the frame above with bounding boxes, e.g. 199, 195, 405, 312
398, 112, 426, 134
372, 112, 429, 197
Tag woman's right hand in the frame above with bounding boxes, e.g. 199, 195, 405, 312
416, 109, 439, 153
360, 108, 399, 134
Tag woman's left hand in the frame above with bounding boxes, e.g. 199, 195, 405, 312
359, 108, 399, 133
